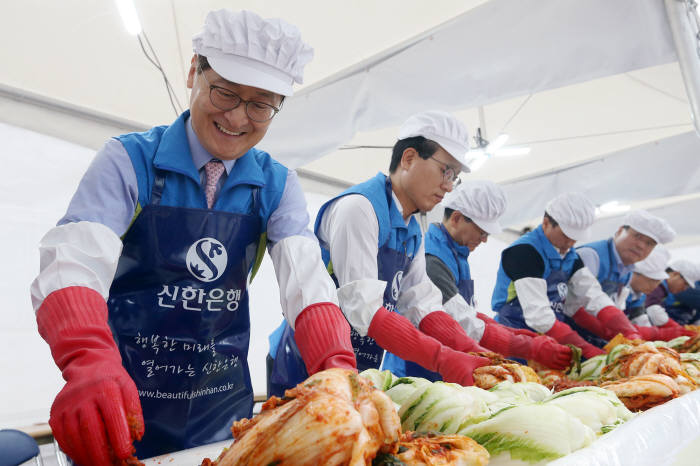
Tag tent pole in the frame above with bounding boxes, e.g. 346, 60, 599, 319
664, 0, 700, 138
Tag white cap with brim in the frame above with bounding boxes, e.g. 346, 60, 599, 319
670, 259, 699, 289
192, 10, 313, 97
398, 110, 471, 173
441, 180, 507, 235
545, 192, 596, 242
622, 210, 676, 245
633, 245, 670, 280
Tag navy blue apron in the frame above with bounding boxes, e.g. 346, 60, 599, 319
268, 178, 415, 396
108, 170, 259, 458
664, 290, 698, 325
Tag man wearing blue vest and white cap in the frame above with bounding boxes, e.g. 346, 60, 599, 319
571, 210, 676, 343
269, 110, 492, 393
492, 192, 641, 359
646, 259, 700, 325
30, 10, 355, 463
624, 246, 695, 339
423, 180, 573, 371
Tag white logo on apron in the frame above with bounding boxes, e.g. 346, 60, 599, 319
557, 282, 569, 300
391, 271, 403, 301
186, 238, 228, 282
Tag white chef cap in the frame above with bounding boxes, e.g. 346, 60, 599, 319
622, 210, 676, 244
398, 111, 471, 172
669, 259, 700, 289
633, 245, 670, 280
441, 180, 507, 234
192, 10, 313, 96
545, 192, 596, 242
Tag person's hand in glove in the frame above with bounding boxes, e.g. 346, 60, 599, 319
368, 307, 491, 386
37, 286, 144, 466
545, 319, 605, 359
571, 307, 608, 339
294, 302, 357, 373
597, 306, 642, 340
478, 320, 572, 370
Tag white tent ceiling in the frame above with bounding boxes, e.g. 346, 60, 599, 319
1, 0, 699, 245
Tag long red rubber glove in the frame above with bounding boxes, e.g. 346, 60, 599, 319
571, 307, 609, 339
635, 322, 696, 341
368, 307, 491, 386
36, 286, 144, 466
294, 302, 357, 374
597, 306, 642, 340
478, 319, 572, 370
419, 311, 487, 353
545, 319, 605, 359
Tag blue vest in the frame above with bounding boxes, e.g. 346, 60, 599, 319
492, 225, 578, 312
625, 292, 648, 321
119, 111, 287, 234
577, 238, 631, 300
425, 223, 474, 304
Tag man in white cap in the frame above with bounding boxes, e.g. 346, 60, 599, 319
491, 192, 641, 359
645, 259, 700, 325
269, 110, 492, 391
624, 247, 695, 340
422, 180, 572, 372
570, 210, 676, 344
30, 10, 355, 462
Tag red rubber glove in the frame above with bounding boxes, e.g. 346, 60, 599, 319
294, 302, 357, 373
479, 322, 572, 370
419, 311, 487, 353
635, 323, 696, 341
572, 307, 610, 339
476, 313, 542, 338
545, 319, 605, 359
368, 307, 491, 386
597, 306, 642, 340
36, 286, 144, 466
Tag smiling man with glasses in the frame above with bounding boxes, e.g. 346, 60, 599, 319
30, 9, 356, 462
268, 110, 496, 394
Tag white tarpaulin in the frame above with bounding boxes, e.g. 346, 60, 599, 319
259, 0, 677, 168
498, 131, 700, 228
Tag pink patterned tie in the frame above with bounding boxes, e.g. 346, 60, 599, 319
204, 159, 225, 208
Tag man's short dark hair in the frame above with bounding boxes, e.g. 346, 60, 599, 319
443, 207, 455, 221
389, 136, 440, 173
544, 212, 559, 228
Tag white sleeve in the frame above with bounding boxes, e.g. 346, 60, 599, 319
566, 266, 615, 317
30, 221, 123, 311
646, 304, 670, 326
577, 247, 601, 277
268, 235, 339, 330
396, 241, 447, 327
514, 277, 557, 333
317, 195, 385, 336
443, 293, 486, 341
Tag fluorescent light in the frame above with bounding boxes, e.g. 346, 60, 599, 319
493, 146, 531, 157
467, 153, 489, 172
597, 200, 631, 216
486, 133, 509, 152
115, 0, 142, 35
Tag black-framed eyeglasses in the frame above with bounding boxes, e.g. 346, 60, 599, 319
463, 215, 489, 239
427, 156, 461, 185
198, 70, 280, 122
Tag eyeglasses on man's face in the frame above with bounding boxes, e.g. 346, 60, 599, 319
427, 156, 461, 185
199, 70, 280, 122
463, 215, 489, 239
